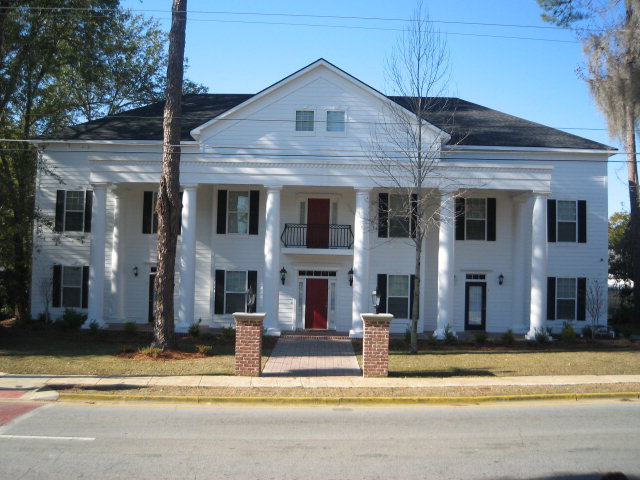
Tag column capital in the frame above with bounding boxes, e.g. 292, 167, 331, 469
264, 185, 283, 192
180, 183, 198, 190
354, 187, 372, 194
531, 191, 550, 199
90, 182, 109, 190
439, 188, 457, 198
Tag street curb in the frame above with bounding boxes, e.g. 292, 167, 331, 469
57, 391, 640, 405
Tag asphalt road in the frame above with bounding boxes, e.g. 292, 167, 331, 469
0, 400, 638, 479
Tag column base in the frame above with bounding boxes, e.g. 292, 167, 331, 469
264, 328, 281, 337
348, 329, 363, 339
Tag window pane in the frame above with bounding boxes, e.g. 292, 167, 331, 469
65, 191, 85, 211
225, 293, 246, 314
389, 217, 409, 237
389, 194, 410, 237
557, 299, 576, 320
558, 222, 576, 242
388, 275, 408, 296
62, 287, 81, 308
467, 285, 483, 325
63, 267, 82, 287
326, 111, 345, 132
226, 271, 246, 292
466, 198, 486, 219
296, 110, 314, 131
466, 219, 486, 240
388, 298, 409, 318
229, 191, 249, 213
65, 212, 84, 231
558, 201, 576, 221
228, 212, 248, 234
557, 278, 576, 298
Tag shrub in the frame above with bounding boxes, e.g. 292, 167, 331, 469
221, 325, 235, 341
188, 319, 201, 337
443, 324, 457, 345
54, 309, 87, 330
89, 320, 101, 334
473, 332, 488, 345
123, 322, 137, 335
560, 322, 577, 343
138, 345, 163, 358
499, 329, 515, 345
195, 344, 213, 356
117, 344, 135, 354
582, 325, 594, 340
533, 327, 549, 345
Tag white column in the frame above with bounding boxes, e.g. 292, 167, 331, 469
263, 186, 282, 335
511, 194, 533, 333
350, 188, 371, 338
109, 186, 125, 322
526, 192, 548, 339
177, 184, 197, 332
435, 190, 456, 339
88, 183, 107, 327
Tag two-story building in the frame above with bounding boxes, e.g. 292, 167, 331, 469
30, 59, 612, 338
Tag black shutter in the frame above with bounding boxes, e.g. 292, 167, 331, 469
376, 274, 387, 314
81, 266, 89, 309
455, 197, 465, 241
547, 277, 556, 320
55, 190, 65, 232
409, 275, 415, 319
378, 193, 388, 238
83, 190, 92, 233
249, 190, 259, 235
214, 269, 225, 314
410, 194, 418, 238
52, 265, 62, 308
577, 277, 586, 320
547, 199, 557, 242
217, 190, 227, 234
487, 197, 496, 241
577, 200, 587, 243
247, 270, 257, 313
142, 191, 153, 234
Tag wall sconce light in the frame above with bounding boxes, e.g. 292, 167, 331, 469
371, 290, 381, 311
133, 266, 139, 277
348, 268, 354, 287
246, 286, 256, 313
498, 273, 504, 286
280, 267, 287, 285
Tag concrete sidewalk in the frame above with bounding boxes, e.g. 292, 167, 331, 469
2, 371, 640, 392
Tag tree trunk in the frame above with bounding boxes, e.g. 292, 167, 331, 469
411, 236, 421, 354
153, 0, 187, 350
624, 105, 640, 325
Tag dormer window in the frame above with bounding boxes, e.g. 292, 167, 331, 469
326, 111, 345, 132
295, 110, 314, 132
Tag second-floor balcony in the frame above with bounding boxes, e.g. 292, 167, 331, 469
281, 223, 354, 249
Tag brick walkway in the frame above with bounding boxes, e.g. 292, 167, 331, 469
262, 336, 361, 377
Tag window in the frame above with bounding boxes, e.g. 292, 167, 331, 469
387, 275, 410, 319
225, 271, 248, 314
143, 191, 159, 234
378, 193, 417, 238
52, 265, 89, 309
295, 110, 314, 131
55, 190, 92, 233
547, 276, 586, 321
376, 273, 414, 319
547, 199, 587, 243
557, 201, 577, 242
214, 269, 257, 314
455, 197, 496, 241
216, 190, 259, 235
228, 191, 249, 234
326, 111, 345, 132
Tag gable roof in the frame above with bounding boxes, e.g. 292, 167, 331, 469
41, 59, 612, 151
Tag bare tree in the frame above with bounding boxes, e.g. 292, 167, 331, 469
153, 0, 187, 350
369, 2, 455, 353
39, 274, 53, 323
586, 278, 605, 338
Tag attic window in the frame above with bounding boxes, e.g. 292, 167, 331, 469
326, 111, 345, 132
295, 110, 314, 132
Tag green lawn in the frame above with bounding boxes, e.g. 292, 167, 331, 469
1, 325, 639, 377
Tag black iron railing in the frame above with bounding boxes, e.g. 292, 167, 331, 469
281, 223, 354, 249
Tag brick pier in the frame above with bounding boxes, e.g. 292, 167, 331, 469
361, 313, 393, 377
233, 313, 265, 376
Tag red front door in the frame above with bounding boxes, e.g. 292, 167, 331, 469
305, 279, 328, 329
306, 198, 330, 248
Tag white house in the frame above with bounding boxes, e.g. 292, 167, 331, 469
30, 59, 612, 338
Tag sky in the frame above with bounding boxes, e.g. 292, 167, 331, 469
123, 0, 632, 216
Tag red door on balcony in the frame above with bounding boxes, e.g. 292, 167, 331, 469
307, 198, 330, 248
305, 279, 328, 329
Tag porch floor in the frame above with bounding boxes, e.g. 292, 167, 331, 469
262, 335, 361, 377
